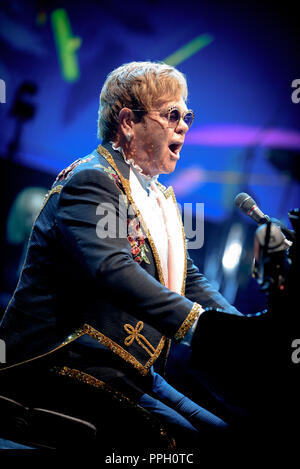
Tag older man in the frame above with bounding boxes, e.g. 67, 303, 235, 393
0, 61, 241, 448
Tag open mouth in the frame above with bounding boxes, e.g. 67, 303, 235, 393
168, 143, 181, 158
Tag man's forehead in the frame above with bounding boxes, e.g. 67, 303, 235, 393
157, 97, 188, 112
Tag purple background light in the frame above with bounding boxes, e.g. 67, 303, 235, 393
186, 125, 300, 149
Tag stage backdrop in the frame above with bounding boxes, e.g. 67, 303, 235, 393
0, 0, 299, 313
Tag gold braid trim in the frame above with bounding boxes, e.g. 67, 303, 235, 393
64, 324, 166, 376
0, 323, 165, 376
0, 317, 87, 372
43, 184, 63, 206
156, 181, 167, 192
53, 366, 132, 402
52, 366, 176, 449
174, 303, 202, 342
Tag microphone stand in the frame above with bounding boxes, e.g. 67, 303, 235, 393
252, 209, 299, 441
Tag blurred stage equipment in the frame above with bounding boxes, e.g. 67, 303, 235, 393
0, 156, 53, 313
267, 149, 300, 181
6, 187, 47, 246
253, 218, 293, 292
6, 186, 48, 274
235, 190, 296, 301
7, 82, 37, 160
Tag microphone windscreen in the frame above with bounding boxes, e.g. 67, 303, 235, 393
234, 192, 256, 214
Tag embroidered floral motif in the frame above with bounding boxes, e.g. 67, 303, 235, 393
55, 156, 95, 182
94, 163, 123, 191
127, 218, 150, 264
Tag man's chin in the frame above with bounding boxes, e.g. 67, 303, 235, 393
157, 165, 176, 176
166, 160, 178, 174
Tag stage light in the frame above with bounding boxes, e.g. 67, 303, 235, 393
222, 241, 242, 271
164, 34, 214, 67
51, 9, 81, 82
222, 224, 244, 272
186, 124, 300, 150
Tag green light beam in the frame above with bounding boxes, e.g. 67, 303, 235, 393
51, 8, 81, 82
163, 34, 214, 66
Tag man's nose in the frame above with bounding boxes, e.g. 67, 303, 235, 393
175, 116, 189, 134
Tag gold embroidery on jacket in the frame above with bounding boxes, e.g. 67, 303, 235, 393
0, 320, 88, 372
52, 365, 176, 449
66, 323, 166, 376
124, 321, 156, 357
53, 365, 132, 401
43, 184, 63, 206
174, 302, 202, 342
0, 323, 165, 377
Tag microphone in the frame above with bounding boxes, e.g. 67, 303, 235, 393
234, 192, 270, 224
234, 192, 295, 241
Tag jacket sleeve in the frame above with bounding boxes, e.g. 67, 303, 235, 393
184, 251, 242, 315
56, 169, 201, 341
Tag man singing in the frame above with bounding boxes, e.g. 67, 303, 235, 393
0, 61, 242, 449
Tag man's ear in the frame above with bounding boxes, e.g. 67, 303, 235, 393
119, 108, 133, 138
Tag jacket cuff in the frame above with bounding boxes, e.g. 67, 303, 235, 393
174, 303, 204, 343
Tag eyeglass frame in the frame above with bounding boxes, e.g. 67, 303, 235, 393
129, 106, 195, 130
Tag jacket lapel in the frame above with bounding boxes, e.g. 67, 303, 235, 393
97, 143, 187, 296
